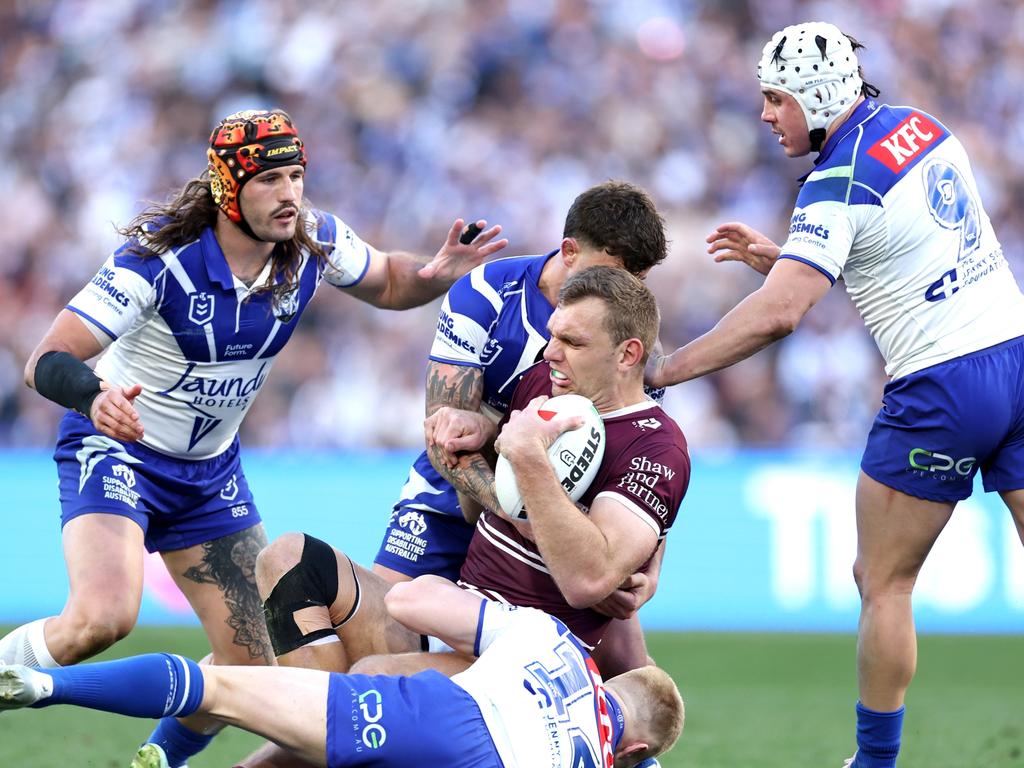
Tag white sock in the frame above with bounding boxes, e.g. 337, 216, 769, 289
0, 618, 60, 668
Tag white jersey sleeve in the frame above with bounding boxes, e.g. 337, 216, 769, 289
67, 255, 157, 344
429, 265, 502, 367
313, 212, 372, 289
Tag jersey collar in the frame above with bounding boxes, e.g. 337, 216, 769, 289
201, 227, 237, 291
799, 99, 881, 183
605, 690, 625, 750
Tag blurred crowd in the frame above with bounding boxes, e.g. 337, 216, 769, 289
1, 0, 1021, 454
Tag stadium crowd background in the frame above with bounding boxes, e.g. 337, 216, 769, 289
1, 0, 1021, 454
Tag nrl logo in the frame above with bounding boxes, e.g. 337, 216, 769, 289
188, 292, 215, 326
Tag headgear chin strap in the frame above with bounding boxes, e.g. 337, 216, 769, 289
757, 22, 863, 152
208, 109, 307, 241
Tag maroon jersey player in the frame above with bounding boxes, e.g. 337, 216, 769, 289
459, 358, 689, 646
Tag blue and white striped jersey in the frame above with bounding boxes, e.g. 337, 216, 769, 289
67, 210, 371, 459
395, 253, 557, 518
778, 100, 1024, 380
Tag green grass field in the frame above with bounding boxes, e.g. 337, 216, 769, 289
0, 627, 1020, 768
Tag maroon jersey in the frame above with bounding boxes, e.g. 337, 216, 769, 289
459, 362, 690, 647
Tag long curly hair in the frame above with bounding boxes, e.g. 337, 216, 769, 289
117, 173, 328, 303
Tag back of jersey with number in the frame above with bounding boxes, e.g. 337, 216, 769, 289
453, 607, 615, 768
778, 101, 1024, 379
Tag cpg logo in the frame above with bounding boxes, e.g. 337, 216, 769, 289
188, 292, 215, 326
357, 690, 386, 749
908, 448, 976, 477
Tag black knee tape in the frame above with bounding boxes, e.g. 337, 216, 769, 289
263, 534, 340, 656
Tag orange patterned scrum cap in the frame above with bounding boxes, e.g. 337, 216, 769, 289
207, 109, 307, 223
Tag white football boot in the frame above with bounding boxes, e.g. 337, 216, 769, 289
0, 664, 53, 709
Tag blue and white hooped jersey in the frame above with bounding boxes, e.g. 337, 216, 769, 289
68, 210, 371, 459
453, 602, 620, 768
396, 253, 557, 517
779, 100, 1024, 380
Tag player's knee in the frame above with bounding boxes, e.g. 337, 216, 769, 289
255, 532, 306, 599
261, 533, 341, 657
66, 610, 136, 655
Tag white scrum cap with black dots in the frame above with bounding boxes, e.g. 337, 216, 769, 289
757, 22, 863, 136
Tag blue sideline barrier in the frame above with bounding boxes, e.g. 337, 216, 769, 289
2, 450, 1022, 632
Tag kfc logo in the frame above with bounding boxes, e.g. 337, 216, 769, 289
867, 113, 944, 173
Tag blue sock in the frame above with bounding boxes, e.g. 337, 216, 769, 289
145, 716, 215, 768
36, 653, 204, 719
852, 701, 904, 768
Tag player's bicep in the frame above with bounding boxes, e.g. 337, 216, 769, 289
425, 360, 483, 415
587, 494, 660, 581
26, 310, 110, 386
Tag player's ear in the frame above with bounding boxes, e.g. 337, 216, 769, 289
560, 237, 579, 267
619, 337, 645, 369
614, 741, 650, 764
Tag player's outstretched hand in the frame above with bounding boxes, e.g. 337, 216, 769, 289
495, 396, 584, 462
424, 406, 497, 468
89, 382, 144, 442
418, 219, 509, 282
706, 221, 780, 276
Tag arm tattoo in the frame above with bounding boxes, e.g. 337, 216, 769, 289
182, 525, 274, 663
429, 446, 501, 513
425, 362, 482, 415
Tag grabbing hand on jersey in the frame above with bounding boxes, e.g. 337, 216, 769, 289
706, 221, 780, 276
424, 406, 498, 468
494, 396, 584, 463
416, 219, 508, 281
90, 382, 144, 442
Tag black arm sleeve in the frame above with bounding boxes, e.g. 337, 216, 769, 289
33, 350, 103, 416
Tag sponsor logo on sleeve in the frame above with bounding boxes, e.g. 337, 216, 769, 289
89, 267, 131, 310
866, 112, 942, 173
436, 310, 476, 353
788, 211, 830, 240
616, 456, 676, 523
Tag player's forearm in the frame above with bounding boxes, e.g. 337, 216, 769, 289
430, 448, 502, 514
511, 452, 623, 608
377, 251, 452, 309
652, 288, 797, 386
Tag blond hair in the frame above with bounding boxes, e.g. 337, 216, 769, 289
606, 666, 684, 763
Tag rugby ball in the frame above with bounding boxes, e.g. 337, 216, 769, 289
494, 394, 606, 520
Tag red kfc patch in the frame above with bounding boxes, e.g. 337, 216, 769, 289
867, 113, 943, 173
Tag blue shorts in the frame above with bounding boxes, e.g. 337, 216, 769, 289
372, 506, 475, 581
53, 412, 261, 553
326, 670, 502, 768
861, 336, 1024, 502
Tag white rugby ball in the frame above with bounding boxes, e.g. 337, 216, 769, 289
494, 394, 606, 520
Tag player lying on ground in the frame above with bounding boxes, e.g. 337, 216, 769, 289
0, 576, 684, 768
